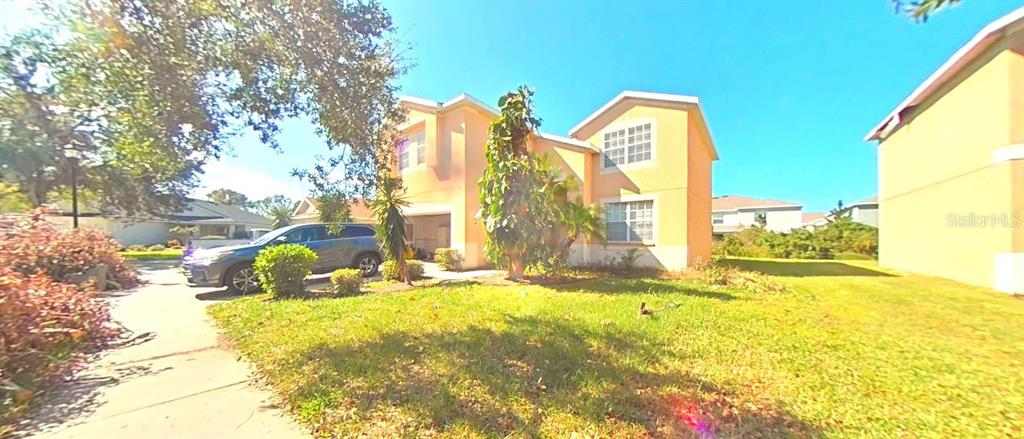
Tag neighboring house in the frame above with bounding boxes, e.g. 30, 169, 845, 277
864, 7, 1024, 293
847, 196, 879, 227
801, 212, 828, 230
802, 196, 879, 230
711, 195, 803, 235
45, 199, 272, 246
290, 197, 373, 225
394, 90, 718, 270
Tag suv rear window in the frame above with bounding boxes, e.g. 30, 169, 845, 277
340, 225, 375, 238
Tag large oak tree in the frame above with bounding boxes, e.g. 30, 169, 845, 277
0, 0, 405, 215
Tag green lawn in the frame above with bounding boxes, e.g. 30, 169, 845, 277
119, 248, 183, 260
210, 259, 1024, 438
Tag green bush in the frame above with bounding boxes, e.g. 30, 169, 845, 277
714, 220, 877, 260
433, 248, 463, 271
127, 244, 147, 252
328, 269, 363, 297
620, 248, 642, 274
253, 244, 317, 298
381, 259, 425, 281
147, 244, 166, 251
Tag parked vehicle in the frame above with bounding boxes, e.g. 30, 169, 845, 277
182, 223, 381, 293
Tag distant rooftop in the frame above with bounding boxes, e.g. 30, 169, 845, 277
712, 195, 802, 212
848, 196, 878, 207
802, 212, 828, 224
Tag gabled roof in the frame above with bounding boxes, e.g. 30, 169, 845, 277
535, 132, 599, 153
170, 199, 271, 226
802, 212, 828, 225
711, 195, 803, 212
401, 90, 716, 158
292, 196, 318, 216
399, 93, 499, 117
568, 90, 718, 160
865, 7, 1024, 141
848, 196, 878, 207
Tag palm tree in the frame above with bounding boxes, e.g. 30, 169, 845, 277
534, 157, 605, 258
369, 175, 412, 285
561, 199, 605, 255
267, 204, 292, 229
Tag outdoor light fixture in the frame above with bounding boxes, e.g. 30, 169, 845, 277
63, 142, 83, 229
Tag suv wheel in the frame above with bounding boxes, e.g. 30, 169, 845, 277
356, 254, 380, 277
225, 264, 259, 294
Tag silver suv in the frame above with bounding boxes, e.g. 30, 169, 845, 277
182, 223, 381, 294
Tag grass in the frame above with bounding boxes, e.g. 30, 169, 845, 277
118, 248, 183, 260
210, 258, 1024, 438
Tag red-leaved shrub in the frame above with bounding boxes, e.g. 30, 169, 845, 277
0, 211, 140, 289
0, 267, 118, 416
0, 210, 132, 422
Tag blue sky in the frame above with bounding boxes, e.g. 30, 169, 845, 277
4, 1, 1022, 211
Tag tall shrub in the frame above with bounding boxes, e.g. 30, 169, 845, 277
253, 244, 317, 298
0, 269, 118, 418
478, 87, 562, 279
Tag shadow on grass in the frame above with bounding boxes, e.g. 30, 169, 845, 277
194, 289, 241, 301
723, 259, 894, 278
292, 315, 816, 437
549, 278, 736, 301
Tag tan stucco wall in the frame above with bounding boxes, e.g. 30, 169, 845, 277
397, 95, 715, 271
686, 114, 714, 265
877, 32, 1024, 292
574, 102, 710, 270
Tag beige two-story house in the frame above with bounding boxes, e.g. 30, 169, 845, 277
394, 91, 718, 270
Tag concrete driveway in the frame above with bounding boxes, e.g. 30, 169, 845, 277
21, 261, 306, 439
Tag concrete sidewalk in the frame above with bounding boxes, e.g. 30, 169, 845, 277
21, 261, 306, 439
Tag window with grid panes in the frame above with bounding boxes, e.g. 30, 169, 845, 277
603, 122, 652, 168
605, 200, 654, 242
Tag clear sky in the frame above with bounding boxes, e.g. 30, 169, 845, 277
4, 1, 1022, 211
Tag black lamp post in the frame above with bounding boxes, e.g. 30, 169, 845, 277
63, 143, 83, 229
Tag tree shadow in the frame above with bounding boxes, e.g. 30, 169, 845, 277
548, 278, 736, 301
194, 289, 241, 301
723, 259, 894, 278
290, 315, 817, 437
14, 354, 168, 437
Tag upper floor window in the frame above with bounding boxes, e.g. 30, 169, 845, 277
712, 213, 725, 225
606, 200, 654, 242
398, 129, 426, 171
603, 121, 653, 168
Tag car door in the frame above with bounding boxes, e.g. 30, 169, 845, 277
283, 225, 332, 273
338, 225, 376, 266
316, 226, 346, 270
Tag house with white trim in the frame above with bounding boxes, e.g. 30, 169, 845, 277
711, 195, 804, 235
864, 7, 1024, 293
392, 90, 718, 270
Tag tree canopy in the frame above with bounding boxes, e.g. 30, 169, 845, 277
250, 195, 294, 217
206, 188, 249, 206
894, 0, 962, 22
1, 0, 404, 215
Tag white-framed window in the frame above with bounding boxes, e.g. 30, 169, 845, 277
602, 121, 653, 168
398, 129, 426, 171
712, 213, 725, 225
605, 200, 654, 242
